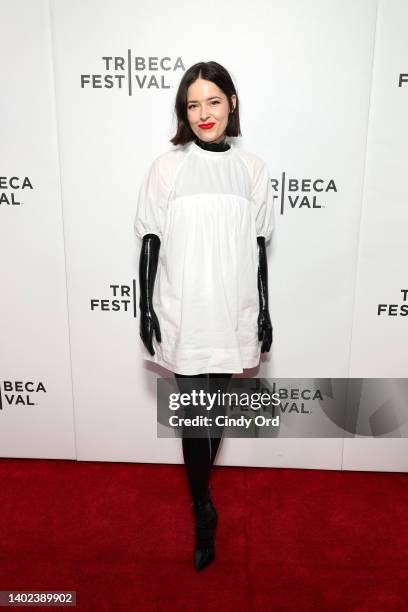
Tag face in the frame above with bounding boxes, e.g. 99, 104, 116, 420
186, 78, 236, 144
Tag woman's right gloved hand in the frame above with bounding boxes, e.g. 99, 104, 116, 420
139, 233, 161, 355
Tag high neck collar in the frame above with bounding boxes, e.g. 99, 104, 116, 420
194, 135, 230, 152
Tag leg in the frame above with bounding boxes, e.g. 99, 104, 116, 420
174, 372, 211, 506
174, 372, 220, 572
208, 373, 233, 466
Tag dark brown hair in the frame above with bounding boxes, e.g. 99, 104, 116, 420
170, 61, 242, 146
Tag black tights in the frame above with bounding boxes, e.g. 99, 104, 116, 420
174, 372, 233, 506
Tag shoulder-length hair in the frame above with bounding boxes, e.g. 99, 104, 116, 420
170, 61, 242, 146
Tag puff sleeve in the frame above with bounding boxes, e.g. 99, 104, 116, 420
134, 156, 169, 242
251, 159, 275, 242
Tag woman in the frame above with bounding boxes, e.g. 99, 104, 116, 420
134, 61, 274, 571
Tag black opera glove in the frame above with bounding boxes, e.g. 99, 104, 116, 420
139, 233, 162, 356
257, 236, 273, 353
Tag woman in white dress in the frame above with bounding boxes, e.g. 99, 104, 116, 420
135, 61, 274, 571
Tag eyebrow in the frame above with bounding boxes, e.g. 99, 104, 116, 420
187, 96, 222, 103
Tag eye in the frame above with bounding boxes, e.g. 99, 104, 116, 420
187, 101, 220, 110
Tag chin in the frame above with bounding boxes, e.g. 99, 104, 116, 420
198, 132, 221, 141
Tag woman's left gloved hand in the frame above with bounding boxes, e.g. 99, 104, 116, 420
257, 236, 273, 353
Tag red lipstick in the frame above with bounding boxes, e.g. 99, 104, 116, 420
198, 123, 215, 129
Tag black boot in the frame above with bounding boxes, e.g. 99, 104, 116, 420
192, 487, 218, 572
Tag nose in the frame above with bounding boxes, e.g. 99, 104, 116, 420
200, 105, 210, 122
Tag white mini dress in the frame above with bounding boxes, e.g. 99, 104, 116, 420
134, 139, 275, 375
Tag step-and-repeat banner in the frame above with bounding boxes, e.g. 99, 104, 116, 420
1, 0, 407, 471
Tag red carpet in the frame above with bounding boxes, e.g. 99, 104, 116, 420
1, 458, 407, 611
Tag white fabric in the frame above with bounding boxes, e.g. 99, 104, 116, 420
134, 139, 275, 375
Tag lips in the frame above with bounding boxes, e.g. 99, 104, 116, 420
198, 123, 215, 129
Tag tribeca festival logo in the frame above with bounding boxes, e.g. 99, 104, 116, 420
265, 380, 317, 415
274, 173, 338, 215
377, 289, 408, 317
80, 53, 185, 95
0, 380, 46, 410
398, 73, 408, 87
90, 281, 138, 316
0, 176, 33, 206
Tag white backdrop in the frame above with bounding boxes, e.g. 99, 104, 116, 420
0, 0, 75, 458
1, 0, 407, 471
